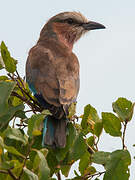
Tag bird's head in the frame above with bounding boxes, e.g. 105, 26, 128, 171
39, 12, 105, 50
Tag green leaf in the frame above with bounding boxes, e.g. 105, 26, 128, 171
83, 166, 96, 176
31, 135, 42, 150
0, 81, 24, 130
0, 76, 9, 81
102, 112, 121, 136
1, 41, 17, 73
4, 137, 28, 158
94, 121, 103, 137
42, 109, 52, 116
0, 81, 16, 116
0, 136, 4, 149
0, 56, 4, 70
0, 160, 14, 170
46, 150, 58, 175
112, 97, 134, 121
4, 128, 28, 145
61, 165, 71, 177
23, 167, 38, 180
87, 136, 94, 147
81, 104, 102, 137
79, 151, 91, 175
4, 145, 25, 158
0, 174, 7, 179
0, 104, 24, 130
68, 102, 76, 118
10, 160, 23, 177
12, 88, 24, 106
81, 104, 91, 130
14, 110, 27, 119
92, 151, 111, 165
33, 149, 50, 180
103, 150, 131, 180
28, 114, 45, 138
68, 132, 87, 161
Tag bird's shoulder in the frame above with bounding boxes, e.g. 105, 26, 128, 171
27, 44, 54, 67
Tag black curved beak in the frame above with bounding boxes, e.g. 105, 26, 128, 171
82, 21, 106, 30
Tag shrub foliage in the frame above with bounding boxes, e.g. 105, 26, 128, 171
0, 41, 134, 180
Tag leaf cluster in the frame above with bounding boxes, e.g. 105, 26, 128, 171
0, 41, 134, 180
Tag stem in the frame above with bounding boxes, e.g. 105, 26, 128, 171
18, 139, 34, 179
87, 145, 95, 154
7, 169, 18, 180
82, 171, 105, 180
12, 117, 16, 128
56, 171, 61, 180
0, 170, 8, 174
15, 70, 25, 89
7, 73, 41, 108
0, 169, 18, 180
122, 121, 128, 149
11, 91, 42, 113
94, 136, 99, 151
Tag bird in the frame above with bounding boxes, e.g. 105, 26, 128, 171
26, 11, 105, 148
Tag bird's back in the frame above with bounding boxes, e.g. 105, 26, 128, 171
26, 38, 80, 117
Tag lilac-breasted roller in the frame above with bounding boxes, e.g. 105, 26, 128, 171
26, 12, 105, 148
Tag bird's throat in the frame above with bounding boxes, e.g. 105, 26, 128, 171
53, 22, 76, 50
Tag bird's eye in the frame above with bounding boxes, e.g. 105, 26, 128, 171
66, 18, 74, 24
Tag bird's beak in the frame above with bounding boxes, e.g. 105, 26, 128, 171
82, 21, 106, 30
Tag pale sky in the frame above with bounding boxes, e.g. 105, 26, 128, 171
0, 0, 135, 179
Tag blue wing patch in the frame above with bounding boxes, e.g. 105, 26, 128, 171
27, 80, 37, 95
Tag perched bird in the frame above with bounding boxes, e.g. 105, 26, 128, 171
26, 12, 105, 148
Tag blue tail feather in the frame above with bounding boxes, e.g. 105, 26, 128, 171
42, 115, 67, 148
42, 116, 48, 147
27, 81, 67, 148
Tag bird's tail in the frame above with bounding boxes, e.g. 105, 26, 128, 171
42, 115, 67, 148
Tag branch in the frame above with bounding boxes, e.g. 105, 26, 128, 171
122, 121, 128, 150
7, 169, 18, 180
0, 168, 18, 180
87, 145, 95, 154
18, 139, 34, 179
15, 70, 25, 89
8, 73, 42, 109
82, 171, 105, 180
94, 135, 99, 151
11, 91, 42, 113
0, 170, 8, 174
56, 171, 61, 180
0, 169, 18, 180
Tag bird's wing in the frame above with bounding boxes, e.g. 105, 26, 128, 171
26, 45, 80, 111
55, 54, 80, 105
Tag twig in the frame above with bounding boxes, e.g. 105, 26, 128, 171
25, 110, 33, 113
87, 145, 95, 154
7, 73, 41, 108
16, 124, 27, 128
56, 171, 61, 180
122, 121, 128, 150
12, 117, 16, 128
82, 171, 105, 180
18, 139, 34, 179
94, 136, 99, 151
7, 169, 18, 180
15, 70, 25, 89
11, 91, 42, 113
0, 170, 8, 174
85, 138, 95, 154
